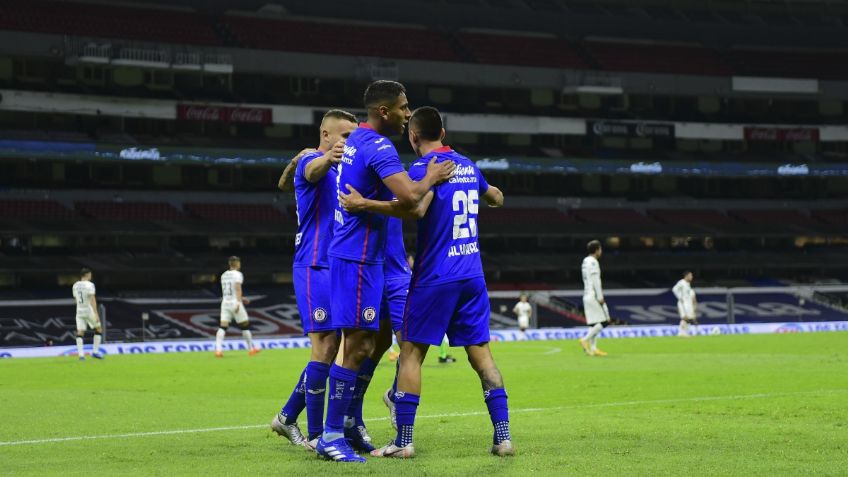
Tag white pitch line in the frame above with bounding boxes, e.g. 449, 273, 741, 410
1, 389, 845, 448
543, 347, 562, 355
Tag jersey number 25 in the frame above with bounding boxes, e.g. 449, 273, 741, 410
452, 190, 479, 239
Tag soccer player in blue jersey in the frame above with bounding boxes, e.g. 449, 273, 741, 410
316, 81, 455, 463
339, 106, 513, 458
270, 109, 357, 450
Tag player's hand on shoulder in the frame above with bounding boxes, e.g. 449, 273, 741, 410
427, 156, 456, 184
293, 148, 317, 163
327, 140, 345, 164
339, 184, 366, 212
598, 299, 605, 305
242, 298, 250, 305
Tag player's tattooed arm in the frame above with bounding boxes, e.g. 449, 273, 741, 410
482, 185, 504, 208
339, 184, 433, 220
304, 140, 345, 183
277, 148, 317, 191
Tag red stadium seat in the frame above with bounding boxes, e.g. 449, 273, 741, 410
458, 32, 587, 69
584, 39, 732, 76
184, 203, 286, 223
0, 199, 75, 219
76, 201, 184, 220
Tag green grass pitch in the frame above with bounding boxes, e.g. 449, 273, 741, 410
1, 332, 847, 476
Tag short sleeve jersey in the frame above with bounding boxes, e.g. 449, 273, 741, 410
293, 151, 337, 268
407, 146, 489, 286
221, 270, 244, 302
582, 256, 603, 300
328, 123, 405, 264
72, 280, 96, 314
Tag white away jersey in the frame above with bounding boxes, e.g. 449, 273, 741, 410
514, 301, 532, 320
72, 280, 96, 314
221, 270, 244, 302
672, 279, 696, 304
581, 255, 604, 301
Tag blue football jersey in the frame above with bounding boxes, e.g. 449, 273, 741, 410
408, 146, 489, 286
329, 123, 406, 264
293, 151, 337, 268
384, 217, 411, 279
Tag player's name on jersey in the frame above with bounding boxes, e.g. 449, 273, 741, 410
448, 242, 480, 257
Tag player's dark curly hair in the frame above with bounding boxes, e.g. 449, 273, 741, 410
410, 106, 443, 141
363, 80, 406, 109
587, 240, 602, 254
80, 267, 92, 277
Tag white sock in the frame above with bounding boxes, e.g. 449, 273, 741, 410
584, 323, 603, 341
589, 335, 598, 351
215, 328, 225, 352
76, 336, 84, 357
93, 334, 102, 354
679, 320, 689, 336
242, 330, 254, 349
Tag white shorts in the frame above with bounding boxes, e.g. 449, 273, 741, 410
220, 301, 249, 325
678, 302, 695, 320
583, 297, 609, 325
75, 312, 100, 332
517, 316, 530, 329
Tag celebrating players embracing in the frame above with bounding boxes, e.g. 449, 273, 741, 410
317, 81, 454, 463
340, 106, 513, 458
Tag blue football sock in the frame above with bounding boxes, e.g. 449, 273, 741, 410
323, 364, 358, 441
279, 367, 306, 424
304, 361, 330, 439
484, 388, 511, 444
394, 392, 420, 447
346, 357, 376, 426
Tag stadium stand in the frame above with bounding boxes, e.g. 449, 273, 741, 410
583, 39, 733, 76
183, 203, 287, 223
76, 201, 184, 221
0, 199, 75, 219
0, 0, 221, 45
457, 31, 587, 68
223, 15, 460, 61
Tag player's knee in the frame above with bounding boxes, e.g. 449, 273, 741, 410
237, 321, 250, 331
219, 323, 229, 331
76, 330, 85, 337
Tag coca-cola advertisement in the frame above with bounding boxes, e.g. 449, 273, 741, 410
744, 127, 819, 142
177, 104, 272, 124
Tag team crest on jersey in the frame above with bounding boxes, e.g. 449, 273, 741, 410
313, 307, 328, 323
362, 306, 377, 323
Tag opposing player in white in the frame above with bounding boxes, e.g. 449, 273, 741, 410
513, 294, 532, 336
673, 271, 698, 337
72, 268, 104, 360
215, 256, 259, 357
579, 240, 610, 357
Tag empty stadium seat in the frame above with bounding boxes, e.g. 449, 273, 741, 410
458, 32, 587, 68
76, 201, 184, 221
0, 0, 221, 45
584, 39, 732, 76
224, 16, 459, 61
648, 209, 737, 227
572, 208, 655, 225
0, 199, 75, 219
727, 49, 848, 80
184, 203, 286, 222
